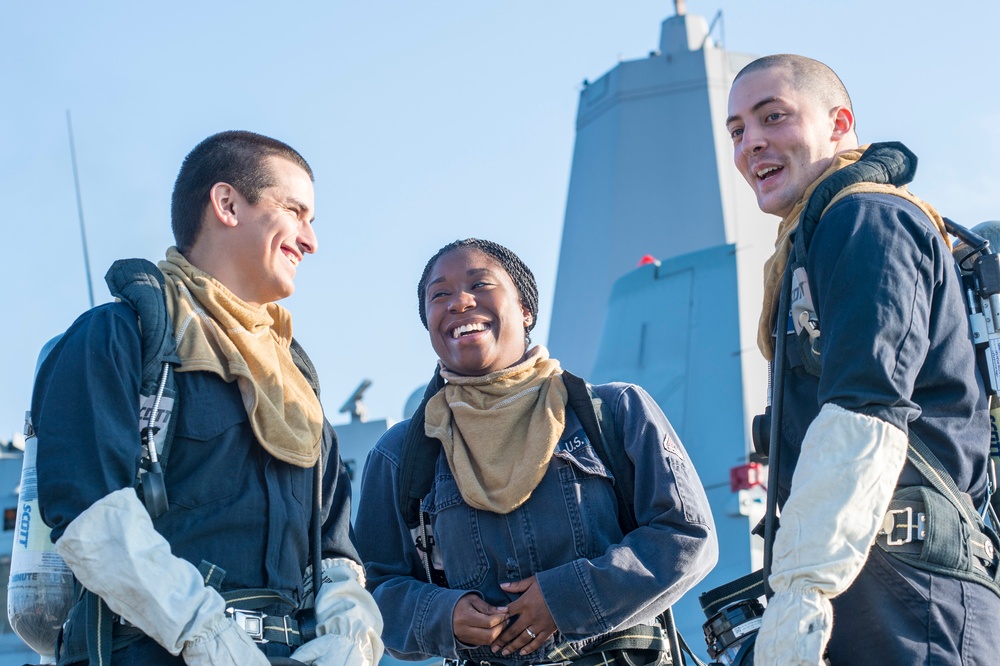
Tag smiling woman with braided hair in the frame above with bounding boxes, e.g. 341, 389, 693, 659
356, 238, 717, 666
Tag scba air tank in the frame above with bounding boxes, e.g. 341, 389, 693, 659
7, 413, 75, 660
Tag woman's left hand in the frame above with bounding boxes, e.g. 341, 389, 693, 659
491, 576, 557, 656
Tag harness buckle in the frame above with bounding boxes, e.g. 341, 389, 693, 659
227, 607, 267, 643
882, 506, 926, 546
797, 311, 822, 356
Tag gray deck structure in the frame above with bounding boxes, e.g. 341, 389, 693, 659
547, 8, 775, 646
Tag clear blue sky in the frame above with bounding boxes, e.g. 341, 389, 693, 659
2, 1, 998, 436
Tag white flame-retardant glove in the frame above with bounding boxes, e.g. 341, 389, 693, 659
290, 558, 384, 666
54, 488, 268, 666
754, 404, 907, 666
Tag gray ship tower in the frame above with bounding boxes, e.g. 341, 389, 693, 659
547, 4, 773, 644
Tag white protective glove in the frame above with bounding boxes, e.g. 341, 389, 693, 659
754, 403, 907, 666
54, 488, 268, 666
291, 558, 384, 666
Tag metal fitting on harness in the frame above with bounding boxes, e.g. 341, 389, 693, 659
441, 657, 573, 666
227, 607, 267, 643
797, 310, 821, 349
881, 506, 926, 546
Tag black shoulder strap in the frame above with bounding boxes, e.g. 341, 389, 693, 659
104, 258, 179, 519
289, 337, 328, 601
104, 259, 180, 391
290, 338, 321, 396
398, 367, 445, 529
793, 141, 917, 261
562, 371, 638, 534
563, 372, 691, 663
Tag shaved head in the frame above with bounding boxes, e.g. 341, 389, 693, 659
727, 54, 858, 218
735, 55, 852, 118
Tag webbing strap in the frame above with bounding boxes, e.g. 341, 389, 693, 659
906, 432, 982, 529
398, 368, 445, 530
548, 624, 664, 663
697, 569, 766, 618
198, 559, 226, 591
85, 592, 113, 666
259, 615, 305, 646
557, 373, 685, 665
794, 142, 917, 260
562, 372, 637, 533
104, 259, 180, 395
565, 646, 662, 666
105, 259, 180, 517
876, 432, 1000, 596
221, 588, 296, 611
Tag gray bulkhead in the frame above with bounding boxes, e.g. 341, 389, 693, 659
547, 9, 777, 645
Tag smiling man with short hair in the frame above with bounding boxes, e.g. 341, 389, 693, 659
33, 131, 383, 666
728, 56, 1000, 665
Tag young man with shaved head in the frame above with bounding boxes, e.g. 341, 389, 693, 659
727, 55, 1000, 664
32, 131, 383, 665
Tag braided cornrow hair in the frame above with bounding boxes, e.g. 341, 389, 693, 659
417, 239, 539, 342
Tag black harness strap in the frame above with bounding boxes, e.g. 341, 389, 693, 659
874, 433, 1000, 597
398, 368, 446, 530
794, 141, 917, 258
560, 371, 686, 665
288, 338, 326, 620
548, 624, 667, 665
85, 593, 113, 666
105, 258, 181, 518
562, 371, 637, 533
698, 569, 766, 619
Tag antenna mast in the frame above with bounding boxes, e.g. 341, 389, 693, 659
66, 110, 95, 308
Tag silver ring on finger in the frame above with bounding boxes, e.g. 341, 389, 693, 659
525, 628, 537, 639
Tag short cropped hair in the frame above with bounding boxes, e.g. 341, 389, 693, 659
417, 238, 539, 336
171, 130, 313, 252
735, 54, 853, 114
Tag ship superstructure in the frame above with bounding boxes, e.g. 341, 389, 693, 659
547, 5, 772, 644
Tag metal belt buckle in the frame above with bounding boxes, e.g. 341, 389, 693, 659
227, 607, 267, 643
883, 506, 927, 546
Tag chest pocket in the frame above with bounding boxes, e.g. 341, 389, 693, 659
167, 372, 252, 509
553, 428, 618, 559
421, 467, 489, 590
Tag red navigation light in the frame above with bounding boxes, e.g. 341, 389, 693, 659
730, 462, 764, 492
637, 254, 659, 267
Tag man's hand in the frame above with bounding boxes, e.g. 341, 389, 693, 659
289, 558, 383, 666
756, 404, 907, 665
754, 588, 831, 666
491, 577, 556, 656
453, 594, 509, 647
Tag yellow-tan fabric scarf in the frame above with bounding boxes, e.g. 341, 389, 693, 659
424, 345, 568, 514
758, 145, 949, 360
158, 247, 322, 467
